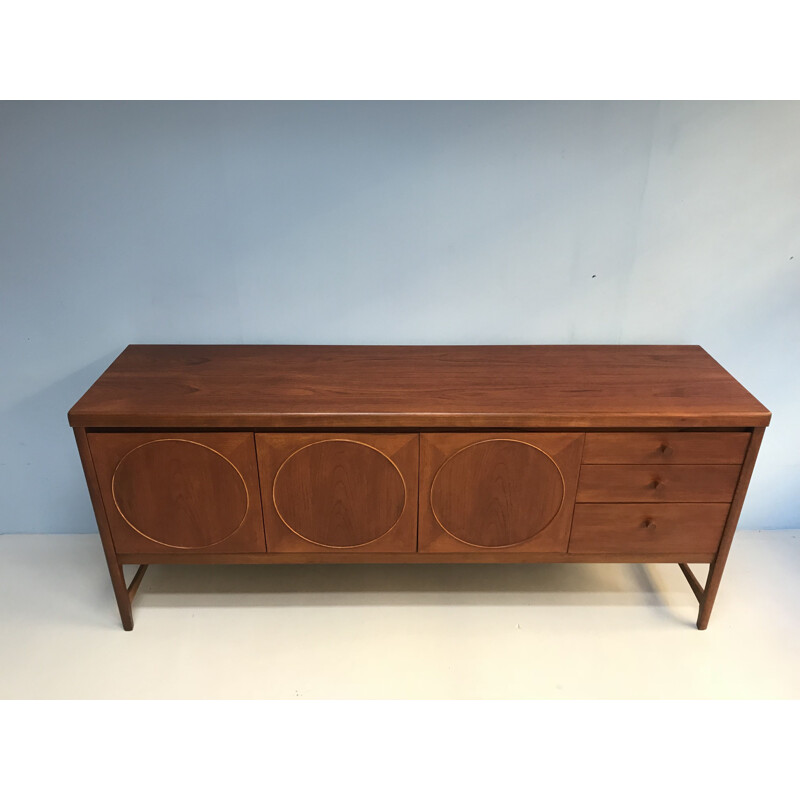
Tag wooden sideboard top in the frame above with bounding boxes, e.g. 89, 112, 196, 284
67, 344, 771, 429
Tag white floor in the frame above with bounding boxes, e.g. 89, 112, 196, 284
0, 531, 798, 699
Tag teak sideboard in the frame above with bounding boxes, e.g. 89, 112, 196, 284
68, 345, 770, 630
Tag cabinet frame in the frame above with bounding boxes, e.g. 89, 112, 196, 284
68, 342, 770, 631
74, 425, 765, 631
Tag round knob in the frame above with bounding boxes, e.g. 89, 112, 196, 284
643, 518, 657, 530
659, 443, 673, 456
650, 478, 663, 490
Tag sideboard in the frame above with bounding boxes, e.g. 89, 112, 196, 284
68, 345, 770, 630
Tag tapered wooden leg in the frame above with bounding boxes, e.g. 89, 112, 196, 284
678, 562, 704, 603
74, 427, 138, 630
127, 564, 149, 603
106, 564, 149, 630
678, 427, 765, 630
697, 554, 730, 630
108, 560, 135, 631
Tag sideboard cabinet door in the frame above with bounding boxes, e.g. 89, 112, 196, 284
419, 433, 584, 553
256, 433, 418, 553
88, 432, 266, 554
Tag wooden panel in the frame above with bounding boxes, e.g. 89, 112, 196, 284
419, 433, 584, 553
117, 551, 716, 565
569, 503, 729, 554
256, 433, 418, 553
583, 432, 749, 464
431, 440, 564, 547
68, 344, 772, 429
88, 432, 266, 554
577, 464, 740, 503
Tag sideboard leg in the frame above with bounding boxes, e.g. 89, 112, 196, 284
108, 563, 148, 631
678, 562, 714, 629
74, 426, 138, 631
127, 564, 149, 603
109, 561, 135, 631
696, 559, 722, 631
678, 562, 704, 603
693, 427, 765, 630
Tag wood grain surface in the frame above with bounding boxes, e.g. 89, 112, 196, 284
569, 503, 730, 554
115, 551, 717, 565
419, 433, 584, 553
68, 345, 771, 429
577, 464, 741, 503
88, 432, 266, 554
430, 439, 565, 547
582, 432, 750, 464
256, 433, 418, 553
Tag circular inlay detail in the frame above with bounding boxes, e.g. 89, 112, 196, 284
431, 439, 565, 548
112, 439, 249, 549
273, 439, 406, 548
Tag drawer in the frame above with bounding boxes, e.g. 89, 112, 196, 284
569, 503, 730, 554
576, 464, 740, 503
582, 432, 749, 464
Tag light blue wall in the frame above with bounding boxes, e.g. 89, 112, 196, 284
1, 101, 798, 533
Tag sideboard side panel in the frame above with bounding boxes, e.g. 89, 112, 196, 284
73, 427, 134, 629
697, 426, 766, 629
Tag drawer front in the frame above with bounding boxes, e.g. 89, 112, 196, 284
88, 432, 267, 554
582, 432, 749, 464
577, 464, 740, 503
256, 433, 418, 553
569, 503, 730, 554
